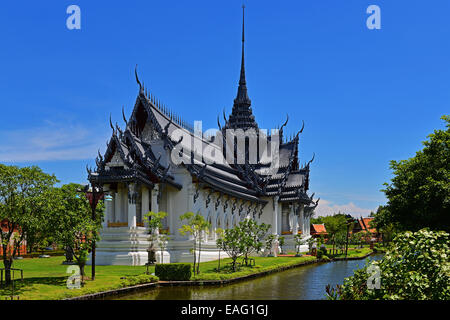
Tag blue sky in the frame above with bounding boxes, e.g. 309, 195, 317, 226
0, 1, 448, 217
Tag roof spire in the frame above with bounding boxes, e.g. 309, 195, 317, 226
237, 4, 249, 101
224, 4, 258, 131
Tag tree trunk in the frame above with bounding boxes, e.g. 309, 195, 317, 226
79, 264, 86, 281
3, 258, 13, 285
218, 250, 221, 273
192, 238, 197, 275
196, 239, 201, 275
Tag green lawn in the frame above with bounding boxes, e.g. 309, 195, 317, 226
192, 255, 317, 281
0, 256, 152, 300
1, 250, 372, 300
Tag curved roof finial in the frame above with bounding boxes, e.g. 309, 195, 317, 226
122, 106, 128, 126
135, 64, 142, 91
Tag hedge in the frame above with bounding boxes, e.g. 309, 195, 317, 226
120, 274, 159, 287
155, 263, 192, 281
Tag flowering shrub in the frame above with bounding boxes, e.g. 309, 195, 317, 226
326, 229, 450, 300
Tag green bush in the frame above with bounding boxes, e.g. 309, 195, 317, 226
120, 274, 159, 287
155, 263, 192, 281
317, 247, 328, 259
328, 229, 450, 300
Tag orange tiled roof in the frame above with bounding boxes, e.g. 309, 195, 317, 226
359, 218, 376, 233
311, 224, 327, 234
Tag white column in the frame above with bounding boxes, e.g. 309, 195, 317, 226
103, 198, 112, 229
272, 197, 279, 235
298, 204, 305, 235
110, 192, 116, 223
141, 186, 150, 228
277, 205, 282, 235
291, 204, 298, 235
305, 214, 310, 236
151, 185, 159, 236
128, 183, 137, 228
115, 188, 122, 223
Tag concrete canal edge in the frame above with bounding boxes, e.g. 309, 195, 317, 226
66, 251, 375, 300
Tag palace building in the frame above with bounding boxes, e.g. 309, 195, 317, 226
88, 8, 319, 265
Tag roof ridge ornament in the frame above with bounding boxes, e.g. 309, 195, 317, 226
122, 106, 128, 126
135, 64, 143, 92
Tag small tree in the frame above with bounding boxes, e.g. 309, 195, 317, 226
215, 228, 224, 272
323, 214, 347, 255
179, 212, 210, 275
265, 234, 277, 257
306, 237, 316, 254
216, 227, 243, 272
50, 183, 104, 281
239, 219, 270, 265
278, 236, 285, 255
294, 234, 306, 256
158, 234, 170, 264
144, 211, 168, 263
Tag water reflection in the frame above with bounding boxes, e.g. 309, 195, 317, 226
111, 255, 383, 300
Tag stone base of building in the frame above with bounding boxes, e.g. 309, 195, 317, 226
89, 227, 311, 266
87, 226, 150, 266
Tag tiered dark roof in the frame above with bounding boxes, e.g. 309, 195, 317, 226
88, 7, 318, 211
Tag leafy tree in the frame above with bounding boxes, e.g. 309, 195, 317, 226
322, 214, 347, 255
335, 232, 347, 254
0, 165, 57, 285
239, 219, 270, 265
158, 234, 170, 264
179, 212, 210, 275
216, 226, 243, 272
381, 115, 450, 232
264, 234, 277, 257
327, 229, 450, 300
311, 217, 324, 225
144, 211, 168, 263
215, 228, 224, 272
372, 206, 398, 245
306, 237, 316, 254
50, 183, 104, 280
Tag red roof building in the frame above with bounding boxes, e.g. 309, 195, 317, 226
310, 224, 327, 237
0, 219, 27, 256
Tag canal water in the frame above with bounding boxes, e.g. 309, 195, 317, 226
112, 254, 383, 300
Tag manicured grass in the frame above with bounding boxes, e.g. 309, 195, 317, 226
0, 256, 156, 300
191, 256, 317, 281
0, 250, 372, 300
0, 255, 317, 299
326, 247, 373, 259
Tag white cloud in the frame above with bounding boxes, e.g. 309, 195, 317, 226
0, 123, 109, 162
314, 199, 376, 218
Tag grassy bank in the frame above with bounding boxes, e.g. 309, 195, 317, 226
0, 256, 156, 300
0, 250, 373, 300
191, 256, 317, 281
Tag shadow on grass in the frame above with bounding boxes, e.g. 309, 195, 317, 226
0, 276, 67, 297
